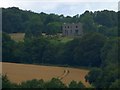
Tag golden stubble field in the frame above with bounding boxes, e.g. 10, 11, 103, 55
9, 33, 25, 42
1, 62, 90, 87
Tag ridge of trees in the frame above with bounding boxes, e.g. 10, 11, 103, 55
2, 7, 119, 88
2, 32, 107, 67
2, 7, 118, 37
2, 74, 85, 88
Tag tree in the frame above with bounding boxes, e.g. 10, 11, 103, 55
20, 79, 44, 88
94, 10, 117, 27
69, 80, 85, 88
46, 22, 62, 35
2, 32, 17, 62
42, 43, 58, 64
61, 39, 79, 65
2, 74, 18, 88
3, 7, 118, 37
2, 76, 87, 88
74, 32, 106, 67
85, 68, 102, 85
80, 11, 97, 33
45, 78, 66, 88
85, 38, 119, 88
110, 79, 120, 88
25, 15, 43, 38
19, 37, 48, 64
2, 75, 12, 88
101, 37, 119, 67
2, 7, 23, 33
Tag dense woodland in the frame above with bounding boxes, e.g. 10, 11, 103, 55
2, 7, 120, 88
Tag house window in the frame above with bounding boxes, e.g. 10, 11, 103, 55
70, 30, 72, 34
65, 30, 67, 34
65, 30, 68, 35
75, 30, 78, 35
66, 30, 68, 35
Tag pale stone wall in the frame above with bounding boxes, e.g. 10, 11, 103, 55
62, 23, 83, 37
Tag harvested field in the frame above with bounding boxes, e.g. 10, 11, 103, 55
1, 62, 90, 87
9, 33, 73, 43
9, 33, 25, 42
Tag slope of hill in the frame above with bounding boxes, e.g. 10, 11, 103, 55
9, 33, 25, 42
1, 62, 90, 87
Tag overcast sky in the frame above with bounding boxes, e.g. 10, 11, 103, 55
0, 0, 119, 16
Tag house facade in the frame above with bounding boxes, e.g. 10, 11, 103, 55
62, 23, 83, 37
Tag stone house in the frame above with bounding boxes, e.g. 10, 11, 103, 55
62, 23, 83, 37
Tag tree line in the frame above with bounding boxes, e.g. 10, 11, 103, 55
2, 75, 85, 88
85, 37, 120, 88
3, 32, 107, 67
2, 7, 119, 88
2, 32, 120, 88
2, 7, 118, 37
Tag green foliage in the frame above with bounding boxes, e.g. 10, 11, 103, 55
75, 33, 106, 67
25, 14, 43, 38
85, 68, 102, 85
85, 38, 119, 88
2, 75, 12, 88
46, 22, 62, 35
80, 11, 97, 33
2, 7, 119, 89
69, 80, 85, 88
19, 78, 69, 88
3, 32, 106, 67
2, 75, 86, 88
3, 7, 28, 33
2, 32, 18, 62
2, 74, 18, 88
20, 79, 44, 88
110, 79, 120, 88
101, 37, 119, 66
86, 65, 119, 88
45, 78, 66, 88
62, 32, 106, 67
20, 37, 48, 64
3, 7, 118, 37
42, 42, 60, 64
94, 10, 117, 27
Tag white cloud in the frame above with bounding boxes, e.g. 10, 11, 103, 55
8, 0, 118, 2
0, 0, 118, 16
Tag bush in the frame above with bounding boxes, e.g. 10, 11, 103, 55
69, 80, 85, 88
45, 78, 66, 88
2, 74, 18, 88
19, 79, 44, 88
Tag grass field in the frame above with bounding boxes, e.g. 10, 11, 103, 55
1, 62, 90, 87
9, 33, 25, 42
58, 37, 73, 43
9, 33, 73, 43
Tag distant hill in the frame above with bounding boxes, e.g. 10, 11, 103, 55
2, 7, 118, 37
2, 62, 90, 87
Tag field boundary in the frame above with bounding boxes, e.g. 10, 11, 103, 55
2, 61, 91, 70
57, 69, 70, 80
2, 62, 90, 87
